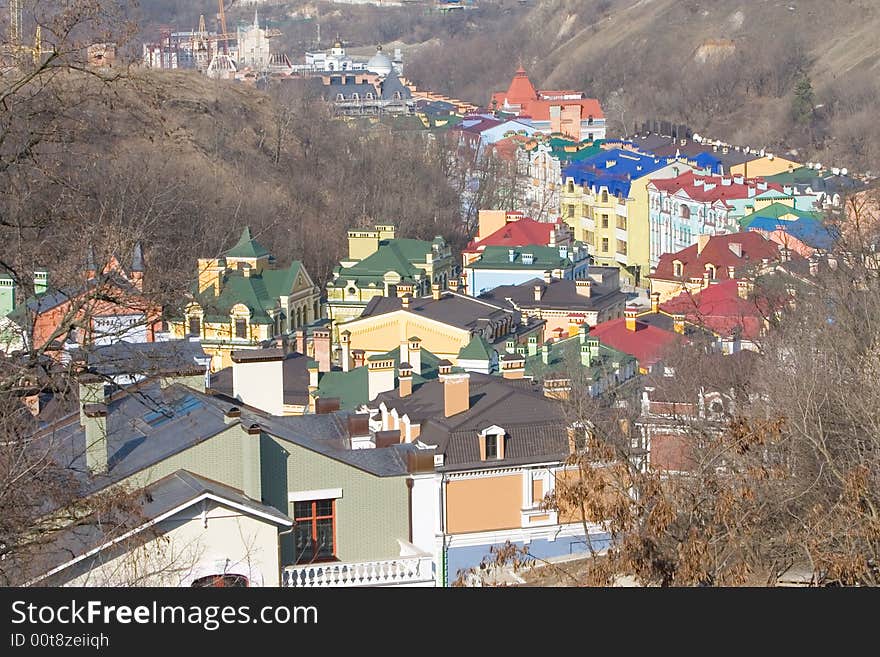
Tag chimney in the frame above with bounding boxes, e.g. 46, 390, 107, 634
543, 270, 553, 284
398, 362, 413, 397
347, 413, 373, 449
500, 353, 525, 379
431, 283, 441, 301
697, 234, 710, 255
408, 336, 422, 375
542, 340, 551, 365
224, 406, 241, 425
578, 323, 588, 344
624, 306, 639, 332
650, 291, 660, 314
543, 376, 571, 400
313, 328, 331, 372
808, 258, 818, 276
295, 328, 307, 355
673, 314, 685, 334
580, 343, 591, 367
340, 330, 352, 372
728, 242, 743, 258
401, 293, 412, 310
575, 279, 592, 297
727, 265, 736, 279
232, 349, 286, 416
352, 349, 366, 369
779, 246, 791, 263
443, 371, 470, 417
534, 284, 543, 302
399, 339, 410, 365
548, 228, 556, 247
527, 335, 538, 357
367, 355, 396, 401
83, 402, 109, 474
308, 360, 319, 388
702, 271, 710, 288
737, 280, 750, 300
508, 248, 516, 263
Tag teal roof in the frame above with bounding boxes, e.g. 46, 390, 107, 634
468, 244, 575, 270
545, 138, 605, 163
458, 334, 495, 361
226, 227, 270, 259
329, 238, 438, 287
523, 335, 635, 382
186, 260, 303, 324
740, 202, 822, 229
316, 346, 443, 410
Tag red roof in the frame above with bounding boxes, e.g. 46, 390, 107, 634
504, 66, 538, 104
660, 280, 769, 340
589, 318, 681, 368
649, 171, 783, 206
491, 68, 605, 120
463, 217, 565, 254
651, 232, 785, 282
490, 134, 531, 162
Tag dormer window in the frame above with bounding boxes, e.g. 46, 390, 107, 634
673, 260, 683, 277
479, 425, 506, 461
485, 434, 499, 459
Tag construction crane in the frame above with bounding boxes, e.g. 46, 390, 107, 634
9, 0, 21, 46
217, 0, 230, 55
7, 0, 43, 66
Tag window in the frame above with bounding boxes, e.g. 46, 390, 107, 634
617, 216, 627, 230
235, 318, 247, 339
680, 205, 691, 219
601, 214, 609, 228
602, 237, 609, 253
485, 434, 498, 459
567, 205, 575, 218
188, 316, 200, 336
673, 261, 683, 277
294, 500, 336, 564
588, 115, 594, 125
601, 190, 608, 203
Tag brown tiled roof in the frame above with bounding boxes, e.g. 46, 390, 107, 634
373, 373, 570, 471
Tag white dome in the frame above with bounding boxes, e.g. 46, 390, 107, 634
366, 46, 392, 75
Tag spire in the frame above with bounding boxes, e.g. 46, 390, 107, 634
253, 8, 259, 29
85, 245, 96, 277
131, 242, 144, 272
226, 226, 270, 259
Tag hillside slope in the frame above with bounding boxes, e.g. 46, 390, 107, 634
405, 0, 880, 169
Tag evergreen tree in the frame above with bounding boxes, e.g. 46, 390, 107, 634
791, 74, 816, 125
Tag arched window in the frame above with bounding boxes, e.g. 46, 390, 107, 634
680, 205, 691, 219
192, 574, 249, 587
601, 190, 608, 203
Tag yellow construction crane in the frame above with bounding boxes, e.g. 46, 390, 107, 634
217, 0, 229, 55
7, 0, 43, 65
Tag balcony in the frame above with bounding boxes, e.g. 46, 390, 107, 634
282, 554, 435, 588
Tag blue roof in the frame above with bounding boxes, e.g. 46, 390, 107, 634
690, 151, 723, 174
562, 149, 674, 198
747, 217, 837, 250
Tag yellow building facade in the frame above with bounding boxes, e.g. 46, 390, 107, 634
171, 227, 321, 371
560, 160, 694, 287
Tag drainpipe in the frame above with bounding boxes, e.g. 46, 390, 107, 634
440, 471, 448, 587
406, 478, 414, 544
277, 526, 295, 587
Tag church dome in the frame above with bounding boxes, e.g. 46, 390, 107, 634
366, 45, 392, 76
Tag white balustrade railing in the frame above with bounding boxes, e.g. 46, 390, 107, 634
282, 554, 435, 587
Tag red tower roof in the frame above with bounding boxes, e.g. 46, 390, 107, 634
505, 67, 539, 104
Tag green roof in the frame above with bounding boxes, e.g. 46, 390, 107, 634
739, 202, 822, 229
226, 227, 270, 259
186, 260, 303, 324
458, 334, 495, 361
468, 245, 574, 270
316, 346, 443, 410
523, 335, 635, 382
329, 239, 438, 287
